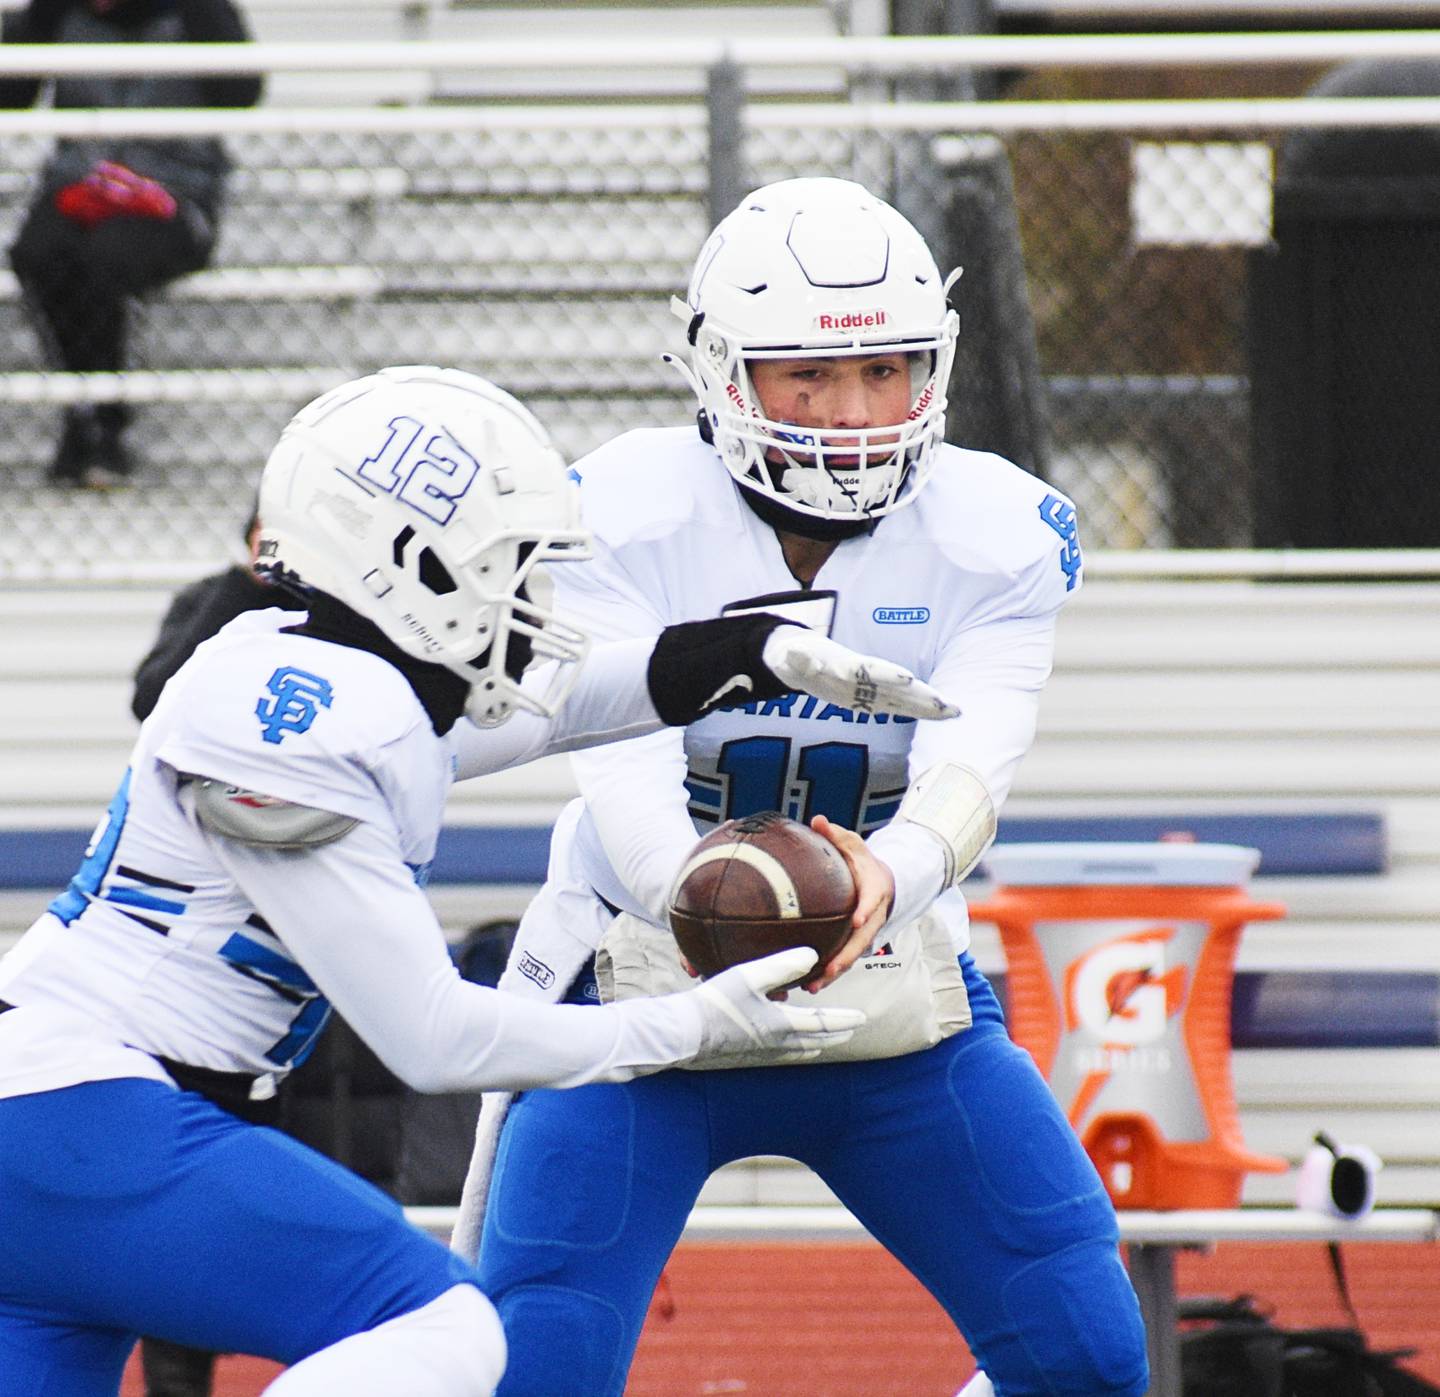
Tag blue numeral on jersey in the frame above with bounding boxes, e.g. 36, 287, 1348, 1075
48, 769, 132, 925
796, 741, 870, 829
1039, 493, 1083, 592
714, 737, 870, 827
218, 932, 332, 1068
266, 997, 333, 1068
716, 736, 790, 817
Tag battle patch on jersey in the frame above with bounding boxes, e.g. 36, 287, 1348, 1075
255, 666, 335, 745
873, 606, 931, 625
187, 778, 357, 850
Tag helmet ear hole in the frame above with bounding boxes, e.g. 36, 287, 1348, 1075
417, 546, 457, 596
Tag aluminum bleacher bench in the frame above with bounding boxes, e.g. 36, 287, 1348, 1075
0, 265, 383, 307
0, 366, 357, 406
0, 264, 379, 407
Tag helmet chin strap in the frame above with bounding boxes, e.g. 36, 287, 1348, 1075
771, 431, 907, 514
777, 460, 868, 513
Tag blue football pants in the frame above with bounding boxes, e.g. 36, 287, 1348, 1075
0, 1078, 476, 1397
479, 958, 1149, 1397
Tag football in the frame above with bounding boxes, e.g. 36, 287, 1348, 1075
667, 811, 858, 989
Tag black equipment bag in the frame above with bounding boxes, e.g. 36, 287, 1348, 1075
1181, 1294, 1440, 1397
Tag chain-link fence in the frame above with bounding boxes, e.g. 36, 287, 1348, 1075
4, 54, 1438, 579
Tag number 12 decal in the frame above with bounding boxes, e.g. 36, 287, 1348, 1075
355, 414, 478, 526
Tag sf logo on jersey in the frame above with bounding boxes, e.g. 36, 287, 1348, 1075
256, 667, 334, 745
1039, 493, 1083, 592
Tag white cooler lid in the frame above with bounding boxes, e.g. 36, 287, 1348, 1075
982, 841, 1261, 887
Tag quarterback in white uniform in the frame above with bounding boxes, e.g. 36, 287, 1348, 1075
0, 366, 960, 1397
474, 182, 1149, 1397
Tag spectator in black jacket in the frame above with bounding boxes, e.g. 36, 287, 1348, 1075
0, 0, 262, 488
132, 504, 304, 722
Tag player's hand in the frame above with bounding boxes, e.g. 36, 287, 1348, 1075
761, 625, 959, 721
805, 814, 895, 993
689, 947, 866, 1064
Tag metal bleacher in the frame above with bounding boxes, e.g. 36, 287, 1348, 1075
0, 1, 852, 580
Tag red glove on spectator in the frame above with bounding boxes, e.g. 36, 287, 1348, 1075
54, 161, 179, 227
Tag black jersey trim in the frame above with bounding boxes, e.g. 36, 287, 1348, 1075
116, 865, 196, 894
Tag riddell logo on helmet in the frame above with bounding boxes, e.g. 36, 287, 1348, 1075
907, 382, 936, 421
815, 309, 888, 331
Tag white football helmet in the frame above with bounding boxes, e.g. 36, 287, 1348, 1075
672, 177, 959, 520
257, 365, 591, 727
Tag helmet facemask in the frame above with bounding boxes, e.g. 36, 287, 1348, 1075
459, 535, 591, 727
690, 325, 956, 519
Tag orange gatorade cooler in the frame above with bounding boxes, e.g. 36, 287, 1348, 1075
969, 842, 1287, 1209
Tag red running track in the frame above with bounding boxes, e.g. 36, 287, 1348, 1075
119, 1238, 1440, 1395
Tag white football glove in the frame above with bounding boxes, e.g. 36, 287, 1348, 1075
688, 947, 866, 1065
762, 626, 959, 722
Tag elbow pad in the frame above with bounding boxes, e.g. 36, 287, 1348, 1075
183, 776, 357, 849
894, 763, 996, 887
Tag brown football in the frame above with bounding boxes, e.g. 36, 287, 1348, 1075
668, 811, 858, 990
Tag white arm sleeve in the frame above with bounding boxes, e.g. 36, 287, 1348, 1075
553, 526, 699, 923
572, 726, 697, 924
868, 610, 1058, 928
203, 817, 702, 1091
448, 637, 662, 781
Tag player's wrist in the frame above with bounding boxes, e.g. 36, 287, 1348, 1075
646, 614, 791, 726
867, 821, 949, 929
612, 991, 705, 1072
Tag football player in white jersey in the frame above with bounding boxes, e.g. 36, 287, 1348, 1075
471, 182, 1149, 1396
0, 365, 966, 1397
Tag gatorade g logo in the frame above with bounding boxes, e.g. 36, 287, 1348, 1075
1064, 929, 1186, 1047
256, 667, 334, 745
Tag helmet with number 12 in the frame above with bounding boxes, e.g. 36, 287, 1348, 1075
257, 366, 591, 727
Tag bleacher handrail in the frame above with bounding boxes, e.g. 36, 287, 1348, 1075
2, 29, 1440, 78
997, 0, 1440, 12
755, 95, 1440, 131
2, 94, 1440, 140
4, 550, 1438, 586
0, 104, 708, 138
1086, 550, 1440, 579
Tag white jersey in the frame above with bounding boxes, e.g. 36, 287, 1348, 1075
0, 608, 699, 1102
558, 427, 1082, 952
